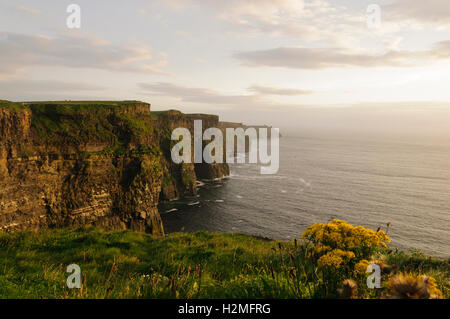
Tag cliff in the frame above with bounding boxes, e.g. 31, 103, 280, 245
0, 100, 229, 236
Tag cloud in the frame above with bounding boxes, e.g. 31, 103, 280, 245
433, 40, 450, 57
387, 0, 450, 27
247, 85, 313, 96
139, 82, 262, 105
140, 82, 317, 109
13, 5, 41, 16
235, 43, 450, 70
140, 82, 314, 105
138, 82, 319, 119
0, 80, 105, 93
0, 32, 168, 78
160, 0, 450, 48
0, 80, 107, 101
161, 0, 365, 44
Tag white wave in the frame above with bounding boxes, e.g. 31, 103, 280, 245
187, 201, 200, 206
196, 180, 205, 187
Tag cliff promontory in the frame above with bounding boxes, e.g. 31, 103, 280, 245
0, 100, 229, 236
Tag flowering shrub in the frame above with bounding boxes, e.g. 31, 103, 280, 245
303, 219, 390, 264
354, 259, 371, 275
317, 249, 355, 269
302, 219, 390, 294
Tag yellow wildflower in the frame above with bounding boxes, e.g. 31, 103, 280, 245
354, 259, 371, 275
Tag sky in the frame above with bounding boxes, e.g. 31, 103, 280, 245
1, 0, 450, 131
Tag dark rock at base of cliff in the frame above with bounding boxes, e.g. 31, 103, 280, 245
195, 163, 230, 181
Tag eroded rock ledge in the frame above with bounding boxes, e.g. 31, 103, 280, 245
0, 100, 229, 235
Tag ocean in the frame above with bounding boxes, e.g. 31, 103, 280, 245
160, 130, 450, 257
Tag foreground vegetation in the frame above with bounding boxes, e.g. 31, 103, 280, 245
0, 221, 448, 299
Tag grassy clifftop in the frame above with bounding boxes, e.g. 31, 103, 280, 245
0, 100, 144, 107
0, 224, 448, 299
0, 100, 155, 155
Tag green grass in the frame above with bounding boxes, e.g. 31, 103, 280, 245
0, 228, 448, 299
150, 110, 181, 119
22, 100, 143, 106
0, 101, 189, 158
1, 100, 143, 111
0, 100, 160, 155
0, 100, 27, 111
28, 102, 129, 139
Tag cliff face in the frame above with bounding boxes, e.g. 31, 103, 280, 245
151, 111, 229, 200
0, 101, 229, 235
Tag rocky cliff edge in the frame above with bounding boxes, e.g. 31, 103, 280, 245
0, 100, 229, 235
